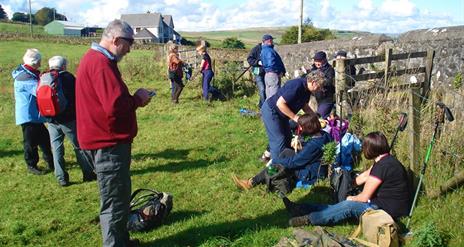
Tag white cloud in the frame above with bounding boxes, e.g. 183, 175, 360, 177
380, 0, 417, 17
3, 5, 13, 19
357, 0, 374, 17
2, 0, 463, 33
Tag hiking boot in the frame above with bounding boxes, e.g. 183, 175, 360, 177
27, 166, 45, 175
59, 179, 70, 187
282, 197, 306, 217
232, 175, 252, 190
289, 215, 310, 227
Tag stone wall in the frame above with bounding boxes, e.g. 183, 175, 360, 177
274, 25, 464, 89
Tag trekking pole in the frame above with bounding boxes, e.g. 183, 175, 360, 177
233, 65, 252, 84
390, 112, 408, 153
406, 102, 454, 228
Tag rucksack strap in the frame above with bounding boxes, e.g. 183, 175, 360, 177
129, 188, 162, 210
350, 237, 380, 247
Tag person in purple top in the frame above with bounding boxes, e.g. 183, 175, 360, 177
196, 44, 214, 101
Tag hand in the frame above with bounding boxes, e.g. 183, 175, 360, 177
291, 135, 302, 152
134, 88, 151, 107
292, 115, 300, 123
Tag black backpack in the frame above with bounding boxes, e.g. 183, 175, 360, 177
330, 167, 360, 203
127, 189, 173, 232
264, 164, 297, 195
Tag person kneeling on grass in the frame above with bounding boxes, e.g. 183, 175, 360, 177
232, 112, 332, 191
283, 131, 412, 227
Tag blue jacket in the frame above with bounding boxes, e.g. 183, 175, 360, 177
12, 65, 46, 125
260, 44, 286, 74
273, 131, 333, 183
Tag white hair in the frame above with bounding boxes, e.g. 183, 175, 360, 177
48, 56, 67, 70
102, 19, 134, 40
23, 48, 41, 66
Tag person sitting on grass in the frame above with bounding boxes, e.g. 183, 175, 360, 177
283, 131, 412, 227
232, 111, 333, 191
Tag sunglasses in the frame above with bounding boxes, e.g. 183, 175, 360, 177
118, 37, 134, 46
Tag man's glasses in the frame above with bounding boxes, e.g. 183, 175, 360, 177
118, 37, 134, 46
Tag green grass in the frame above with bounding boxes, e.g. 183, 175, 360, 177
0, 21, 48, 35
0, 40, 463, 246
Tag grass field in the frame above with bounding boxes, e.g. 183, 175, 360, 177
0, 39, 463, 246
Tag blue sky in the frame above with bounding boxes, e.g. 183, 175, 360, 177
2, 0, 463, 33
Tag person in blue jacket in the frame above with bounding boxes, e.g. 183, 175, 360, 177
233, 111, 332, 190
260, 34, 286, 99
12, 48, 54, 175
260, 70, 325, 162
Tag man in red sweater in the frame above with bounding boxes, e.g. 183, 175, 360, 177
76, 19, 151, 247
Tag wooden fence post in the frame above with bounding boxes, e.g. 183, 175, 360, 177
384, 48, 393, 86
409, 88, 421, 172
335, 58, 346, 117
421, 49, 435, 102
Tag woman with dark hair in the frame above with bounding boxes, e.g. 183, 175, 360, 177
196, 44, 214, 101
232, 112, 333, 190
284, 131, 411, 227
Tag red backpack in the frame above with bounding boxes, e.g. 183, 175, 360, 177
36, 70, 67, 117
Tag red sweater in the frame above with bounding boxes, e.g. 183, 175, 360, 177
76, 49, 143, 150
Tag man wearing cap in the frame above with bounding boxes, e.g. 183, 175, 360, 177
260, 34, 286, 99
12, 48, 54, 175
46, 56, 96, 187
310, 51, 335, 118
247, 39, 266, 108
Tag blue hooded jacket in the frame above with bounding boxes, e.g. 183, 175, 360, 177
260, 44, 286, 74
12, 64, 46, 125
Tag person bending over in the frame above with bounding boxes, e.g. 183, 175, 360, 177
283, 131, 411, 226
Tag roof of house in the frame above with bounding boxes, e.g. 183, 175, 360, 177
133, 28, 157, 39
162, 15, 173, 28
46, 20, 85, 29
121, 13, 172, 28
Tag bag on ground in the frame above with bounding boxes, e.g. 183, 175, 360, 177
330, 167, 360, 203
127, 188, 173, 232
351, 209, 399, 247
36, 70, 67, 117
264, 164, 296, 195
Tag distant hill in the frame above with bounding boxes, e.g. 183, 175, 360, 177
180, 26, 374, 48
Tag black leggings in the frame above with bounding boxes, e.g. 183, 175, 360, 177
21, 122, 53, 168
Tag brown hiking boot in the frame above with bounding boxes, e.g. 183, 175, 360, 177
232, 175, 252, 190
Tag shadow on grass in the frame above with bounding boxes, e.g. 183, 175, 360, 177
142, 208, 289, 246
0, 149, 23, 158
164, 210, 207, 226
131, 156, 228, 175
132, 148, 192, 161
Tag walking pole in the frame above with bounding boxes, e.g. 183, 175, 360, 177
406, 102, 454, 228
233, 65, 252, 84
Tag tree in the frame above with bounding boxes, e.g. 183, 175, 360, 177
0, 5, 8, 20
281, 24, 335, 45
221, 37, 245, 49
12, 12, 32, 23
34, 7, 67, 26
